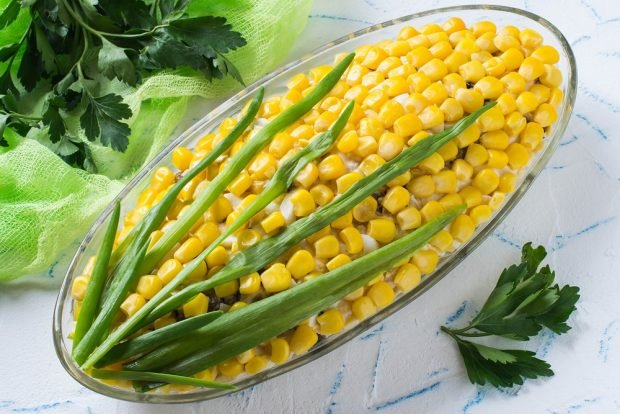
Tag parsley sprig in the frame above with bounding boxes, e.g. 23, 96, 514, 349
0, 0, 245, 171
442, 243, 580, 388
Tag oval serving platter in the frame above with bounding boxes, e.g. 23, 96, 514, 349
54, 4, 577, 403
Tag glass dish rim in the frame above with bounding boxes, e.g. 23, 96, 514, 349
53, 4, 578, 404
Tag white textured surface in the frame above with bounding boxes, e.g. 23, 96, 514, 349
2, 0, 620, 412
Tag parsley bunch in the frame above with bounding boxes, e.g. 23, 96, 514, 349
0, 0, 245, 171
442, 243, 580, 388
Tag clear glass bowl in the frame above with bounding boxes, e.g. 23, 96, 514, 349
53, 4, 577, 403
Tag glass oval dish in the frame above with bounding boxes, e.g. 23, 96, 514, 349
53, 4, 577, 403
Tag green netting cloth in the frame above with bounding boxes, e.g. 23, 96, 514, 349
0, 0, 313, 281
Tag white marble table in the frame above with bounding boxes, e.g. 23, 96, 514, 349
2, 0, 619, 412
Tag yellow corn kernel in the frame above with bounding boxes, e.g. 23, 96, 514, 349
137, 188, 158, 208
359, 117, 385, 140
249, 152, 278, 180
489, 191, 506, 211
501, 72, 526, 95
136, 275, 163, 300
346, 64, 370, 86
516, 91, 539, 114
473, 168, 500, 195
472, 20, 496, 36
388, 171, 412, 187
218, 358, 243, 377
193, 222, 219, 248
419, 58, 448, 82
186, 259, 207, 283
420, 200, 445, 223
422, 81, 448, 105
239, 272, 261, 295
474, 76, 503, 100
71, 276, 89, 301
121, 293, 146, 317
361, 46, 388, 70
430, 40, 453, 59
455, 88, 484, 113
157, 258, 183, 284
393, 264, 422, 294
172, 147, 192, 171
336, 172, 364, 194
433, 170, 457, 193
439, 193, 464, 210
388, 63, 412, 79
287, 72, 310, 91
331, 212, 353, 230
408, 175, 435, 198
362, 88, 389, 112
487, 149, 509, 169
496, 92, 517, 115
290, 124, 315, 140
504, 111, 527, 137
207, 196, 233, 223
314, 110, 338, 132
260, 263, 292, 293
449, 214, 475, 242
195, 133, 215, 152
408, 130, 431, 146
226, 173, 252, 197
382, 186, 410, 214
317, 309, 345, 335
234, 347, 256, 365
261, 100, 280, 118
345, 287, 364, 302
500, 48, 524, 71
367, 218, 396, 244
519, 122, 544, 151
290, 324, 318, 355
519, 28, 543, 49
459, 185, 483, 208
268, 338, 291, 365
406, 72, 431, 94
452, 159, 474, 181
408, 46, 432, 68
419, 152, 445, 174
326, 254, 351, 271
353, 196, 377, 222
481, 130, 510, 150
362, 71, 385, 89
151, 167, 175, 191
412, 249, 439, 274
483, 56, 506, 77
405, 93, 430, 117
418, 104, 444, 129
506, 143, 530, 169
408, 34, 431, 49
397, 206, 422, 230
499, 173, 517, 193
182, 293, 209, 318
549, 87, 564, 108
465, 143, 488, 168
430, 229, 454, 252
529, 84, 551, 103
398, 25, 419, 40
207, 245, 229, 267
531, 45, 560, 64
470, 204, 493, 226
310, 64, 333, 83
261, 211, 286, 234
213, 279, 238, 299
354, 136, 378, 158
174, 237, 204, 263
295, 163, 319, 188
339, 226, 364, 254
318, 154, 347, 181
290, 189, 316, 217
494, 33, 520, 52
454, 123, 481, 148
440, 98, 464, 123
378, 132, 405, 160
533, 104, 557, 128
337, 130, 359, 153
442, 16, 465, 34
360, 154, 388, 177
268, 133, 294, 159
383, 76, 409, 97
244, 355, 268, 375
377, 101, 403, 130
540, 64, 562, 88
351, 296, 377, 320
367, 281, 395, 309
477, 106, 505, 132
314, 235, 340, 259
518, 56, 545, 81
306, 225, 332, 245
148, 230, 164, 251
286, 249, 315, 279
459, 60, 485, 83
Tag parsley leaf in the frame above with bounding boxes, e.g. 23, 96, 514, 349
442, 243, 579, 388
97, 39, 139, 85
80, 93, 131, 151
0, 1, 20, 29
0, 113, 9, 147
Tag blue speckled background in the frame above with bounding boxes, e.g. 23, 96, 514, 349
2, 0, 619, 412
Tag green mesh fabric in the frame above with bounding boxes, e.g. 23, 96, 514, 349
0, 0, 313, 281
